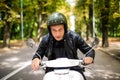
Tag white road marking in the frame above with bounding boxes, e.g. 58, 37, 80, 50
0, 61, 31, 80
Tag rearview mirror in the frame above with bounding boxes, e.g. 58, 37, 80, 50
26, 38, 36, 48
90, 37, 99, 48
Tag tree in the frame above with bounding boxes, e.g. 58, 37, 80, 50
109, 0, 120, 37
0, 0, 20, 47
95, 0, 120, 47
74, 0, 94, 40
101, 0, 110, 47
0, 0, 70, 48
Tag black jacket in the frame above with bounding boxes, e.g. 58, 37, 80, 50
33, 30, 95, 60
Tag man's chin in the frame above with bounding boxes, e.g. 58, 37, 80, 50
55, 38, 62, 41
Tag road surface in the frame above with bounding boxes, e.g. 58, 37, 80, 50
0, 47, 120, 80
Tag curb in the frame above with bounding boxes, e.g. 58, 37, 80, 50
99, 48, 120, 60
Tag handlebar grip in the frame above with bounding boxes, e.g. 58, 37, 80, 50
79, 59, 84, 65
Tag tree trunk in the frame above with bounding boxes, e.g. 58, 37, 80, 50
83, 15, 89, 41
3, 21, 10, 48
101, 0, 110, 47
89, 4, 93, 38
85, 4, 93, 41
3, 0, 11, 48
37, 0, 47, 41
102, 26, 109, 47
86, 24, 89, 41
37, 13, 47, 41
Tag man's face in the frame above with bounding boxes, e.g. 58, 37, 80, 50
51, 24, 65, 41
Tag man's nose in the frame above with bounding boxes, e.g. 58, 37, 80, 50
56, 31, 60, 36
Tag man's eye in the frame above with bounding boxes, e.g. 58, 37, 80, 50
59, 29, 63, 32
52, 29, 57, 32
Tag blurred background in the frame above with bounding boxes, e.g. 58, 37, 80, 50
0, 0, 120, 48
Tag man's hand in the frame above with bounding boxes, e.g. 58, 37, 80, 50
84, 57, 93, 65
31, 58, 41, 71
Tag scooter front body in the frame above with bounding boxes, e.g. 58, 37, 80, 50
43, 69, 84, 80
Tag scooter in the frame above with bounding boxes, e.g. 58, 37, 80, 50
41, 58, 85, 80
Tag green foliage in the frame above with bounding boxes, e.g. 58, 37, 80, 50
95, 0, 120, 37
0, 0, 120, 45
0, 0, 70, 41
74, 0, 120, 38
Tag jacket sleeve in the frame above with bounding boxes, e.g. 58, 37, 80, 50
32, 35, 48, 60
75, 34, 95, 59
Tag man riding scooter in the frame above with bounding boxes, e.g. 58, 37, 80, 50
31, 12, 95, 80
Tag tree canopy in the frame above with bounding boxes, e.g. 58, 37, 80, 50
0, 0, 120, 48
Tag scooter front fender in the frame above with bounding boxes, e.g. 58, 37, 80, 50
43, 70, 84, 80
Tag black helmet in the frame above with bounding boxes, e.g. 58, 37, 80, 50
47, 12, 68, 34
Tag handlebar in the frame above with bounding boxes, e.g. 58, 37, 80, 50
40, 58, 84, 68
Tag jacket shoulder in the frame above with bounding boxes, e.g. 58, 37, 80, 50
67, 30, 79, 38
40, 34, 51, 44
42, 34, 49, 40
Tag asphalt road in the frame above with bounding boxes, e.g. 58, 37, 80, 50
0, 47, 120, 80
